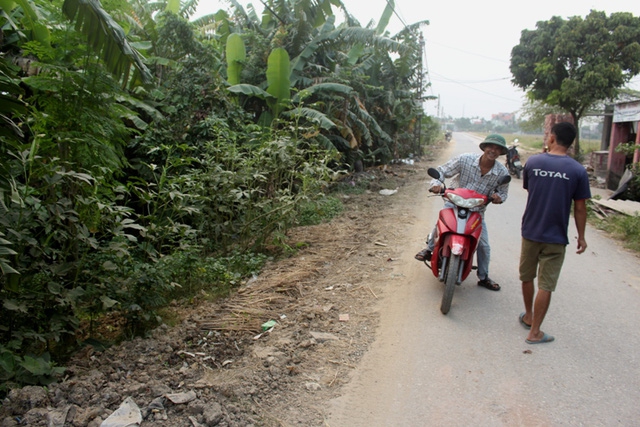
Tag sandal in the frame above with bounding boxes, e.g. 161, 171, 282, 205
477, 277, 500, 291
415, 248, 432, 262
525, 332, 555, 344
519, 312, 531, 329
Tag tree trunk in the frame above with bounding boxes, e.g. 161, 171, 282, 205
571, 111, 581, 160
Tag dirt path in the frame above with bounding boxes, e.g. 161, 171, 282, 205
326, 133, 640, 426
0, 150, 441, 426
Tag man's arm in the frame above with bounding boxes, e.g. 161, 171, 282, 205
429, 155, 462, 190
574, 199, 588, 254
493, 179, 510, 204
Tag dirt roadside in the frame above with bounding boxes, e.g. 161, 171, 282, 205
0, 149, 441, 426
0, 139, 618, 427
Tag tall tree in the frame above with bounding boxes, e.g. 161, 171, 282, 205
510, 10, 640, 155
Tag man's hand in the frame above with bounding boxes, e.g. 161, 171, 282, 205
490, 194, 503, 204
429, 185, 442, 194
576, 237, 587, 254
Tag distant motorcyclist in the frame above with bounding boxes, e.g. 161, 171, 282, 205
445, 130, 452, 142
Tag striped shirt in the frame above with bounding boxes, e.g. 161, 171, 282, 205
429, 153, 510, 212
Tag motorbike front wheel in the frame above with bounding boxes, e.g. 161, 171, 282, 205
441, 254, 462, 314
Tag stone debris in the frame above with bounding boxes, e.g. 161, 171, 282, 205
101, 397, 142, 427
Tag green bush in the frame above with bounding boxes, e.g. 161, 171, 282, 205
593, 213, 640, 253
623, 163, 640, 202
296, 196, 344, 226
163, 250, 269, 300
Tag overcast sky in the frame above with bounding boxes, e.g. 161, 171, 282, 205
194, 0, 640, 120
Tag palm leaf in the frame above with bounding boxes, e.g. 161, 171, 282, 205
375, 0, 394, 35
332, 27, 409, 55
13, 0, 50, 45
325, 134, 351, 151
62, 0, 153, 88
283, 107, 337, 130
290, 15, 336, 85
228, 84, 276, 100
293, 82, 353, 102
0, 0, 16, 12
311, 133, 338, 151
165, 0, 180, 14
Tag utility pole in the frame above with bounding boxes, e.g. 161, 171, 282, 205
414, 33, 425, 155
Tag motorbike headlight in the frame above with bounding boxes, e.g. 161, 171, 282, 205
445, 193, 485, 208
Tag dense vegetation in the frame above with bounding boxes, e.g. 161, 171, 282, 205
0, 0, 440, 391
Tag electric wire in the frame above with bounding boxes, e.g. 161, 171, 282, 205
384, 0, 409, 29
430, 71, 523, 103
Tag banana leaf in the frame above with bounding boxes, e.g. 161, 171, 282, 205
62, 0, 153, 88
228, 84, 275, 100
266, 48, 291, 118
226, 33, 246, 86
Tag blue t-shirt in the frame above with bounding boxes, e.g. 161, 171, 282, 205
521, 153, 591, 245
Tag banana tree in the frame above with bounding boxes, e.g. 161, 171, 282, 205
227, 47, 290, 125
220, 0, 427, 164
62, 0, 153, 88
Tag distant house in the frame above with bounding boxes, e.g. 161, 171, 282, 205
491, 112, 516, 127
602, 100, 640, 190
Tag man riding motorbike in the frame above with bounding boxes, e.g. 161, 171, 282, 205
415, 134, 511, 291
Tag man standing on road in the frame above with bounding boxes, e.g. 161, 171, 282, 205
415, 134, 510, 291
518, 122, 591, 344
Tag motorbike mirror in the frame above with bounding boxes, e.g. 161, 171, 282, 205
498, 175, 511, 185
427, 168, 442, 180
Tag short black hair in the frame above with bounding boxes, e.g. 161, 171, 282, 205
552, 122, 576, 148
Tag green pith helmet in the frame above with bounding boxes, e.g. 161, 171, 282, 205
479, 134, 508, 155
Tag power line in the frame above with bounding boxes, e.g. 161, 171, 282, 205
428, 40, 509, 63
438, 76, 512, 84
430, 71, 523, 103
384, 0, 408, 30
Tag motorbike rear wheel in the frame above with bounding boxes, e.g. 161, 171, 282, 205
515, 168, 521, 179
441, 254, 461, 314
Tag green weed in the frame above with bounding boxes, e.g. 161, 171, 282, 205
593, 214, 640, 253
296, 196, 344, 226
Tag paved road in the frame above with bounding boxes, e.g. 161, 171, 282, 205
327, 133, 640, 426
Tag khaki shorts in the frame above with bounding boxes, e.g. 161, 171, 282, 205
519, 238, 566, 292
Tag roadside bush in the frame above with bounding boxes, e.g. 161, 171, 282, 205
197, 133, 336, 253
593, 213, 640, 253
296, 196, 344, 226
163, 250, 269, 300
622, 163, 640, 202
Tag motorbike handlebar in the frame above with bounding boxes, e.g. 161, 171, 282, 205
427, 167, 511, 202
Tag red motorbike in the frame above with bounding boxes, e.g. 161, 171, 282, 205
424, 168, 511, 314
